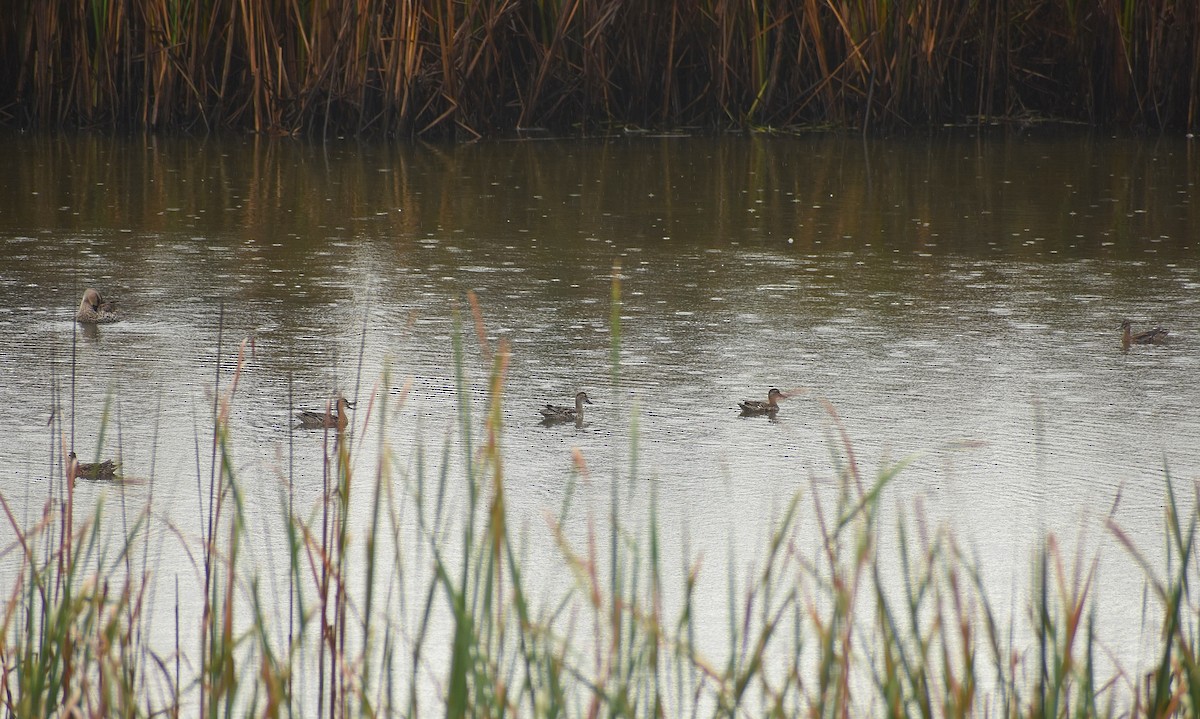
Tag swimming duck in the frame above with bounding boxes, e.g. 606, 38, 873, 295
540, 391, 592, 423
739, 388, 784, 416
76, 288, 120, 323
1120, 319, 1168, 350
68, 451, 120, 481
296, 395, 354, 431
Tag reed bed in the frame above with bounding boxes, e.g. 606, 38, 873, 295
2, 283, 1199, 718
1, 0, 1198, 136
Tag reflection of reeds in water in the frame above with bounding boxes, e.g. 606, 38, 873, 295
2, 0, 1198, 134
5, 271, 1200, 716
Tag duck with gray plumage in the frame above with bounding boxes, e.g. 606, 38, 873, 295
739, 388, 784, 416
297, 395, 355, 431
76, 288, 121, 323
68, 451, 120, 482
1120, 319, 1168, 350
540, 391, 592, 423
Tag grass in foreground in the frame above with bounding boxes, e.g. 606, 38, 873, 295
2, 282, 1197, 717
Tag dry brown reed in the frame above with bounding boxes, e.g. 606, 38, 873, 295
1, 0, 1198, 136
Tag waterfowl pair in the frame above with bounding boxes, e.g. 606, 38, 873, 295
1120, 319, 1168, 350
68, 451, 120, 482
296, 395, 355, 431
540, 391, 592, 423
76, 288, 120, 324
538, 388, 783, 422
739, 388, 785, 416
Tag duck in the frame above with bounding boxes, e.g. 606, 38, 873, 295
540, 391, 592, 423
1120, 319, 1168, 350
739, 388, 784, 416
68, 451, 120, 482
75, 288, 120, 323
296, 395, 354, 431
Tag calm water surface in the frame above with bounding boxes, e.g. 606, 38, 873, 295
0, 130, 1197, 706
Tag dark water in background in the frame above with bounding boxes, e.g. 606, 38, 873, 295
0, 129, 1196, 704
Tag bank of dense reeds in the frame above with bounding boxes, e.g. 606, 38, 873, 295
0, 0, 1197, 137
3, 283, 1200, 717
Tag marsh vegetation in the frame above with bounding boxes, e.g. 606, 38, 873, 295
3, 0, 1199, 135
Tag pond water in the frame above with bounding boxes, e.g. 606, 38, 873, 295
0, 129, 1197, 710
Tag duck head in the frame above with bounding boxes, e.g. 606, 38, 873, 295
79, 288, 102, 313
